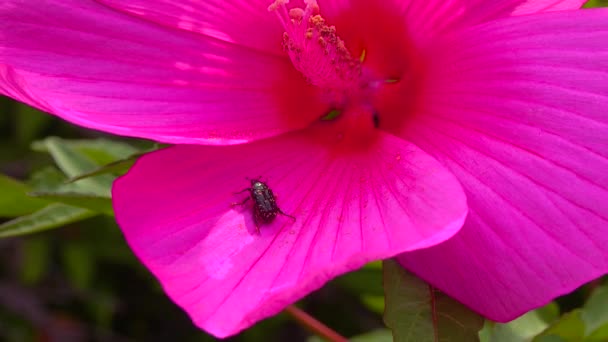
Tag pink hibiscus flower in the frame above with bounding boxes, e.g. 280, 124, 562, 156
2, 0, 608, 338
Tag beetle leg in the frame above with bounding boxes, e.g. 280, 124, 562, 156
278, 209, 297, 222
253, 213, 261, 235
231, 196, 250, 207
233, 188, 251, 195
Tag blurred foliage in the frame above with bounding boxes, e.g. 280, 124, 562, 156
479, 284, 608, 342
383, 260, 484, 341
1, 1, 608, 340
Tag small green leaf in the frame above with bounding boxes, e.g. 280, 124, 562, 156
533, 310, 585, 341
32, 138, 139, 163
479, 303, 558, 342
0, 204, 96, 238
587, 324, 608, 341
28, 167, 72, 191
28, 167, 113, 215
581, 285, 608, 340
29, 191, 113, 215
383, 259, 484, 342
70, 139, 139, 165
37, 137, 114, 196
66, 152, 141, 183
361, 295, 385, 315
0, 174, 49, 217
532, 285, 608, 341
584, 0, 608, 8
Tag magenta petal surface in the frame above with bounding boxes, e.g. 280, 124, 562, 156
96, 0, 284, 55
112, 129, 467, 337
0, 0, 323, 144
513, 0, 586, 14
398, 9, 608, 321
320, 0, 585, 48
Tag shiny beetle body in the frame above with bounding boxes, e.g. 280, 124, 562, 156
233, 179, 296, 233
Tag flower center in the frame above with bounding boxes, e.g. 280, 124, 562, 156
269, 0, 367, 109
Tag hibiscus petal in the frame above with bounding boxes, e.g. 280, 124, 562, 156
513, 0, 586, 14
316, 0, 585, 86
112, 127, 467, 337
96, 0, 284, 55
0, 0, 324, 144
398, 8, 608, 321
321, 0, 585, 49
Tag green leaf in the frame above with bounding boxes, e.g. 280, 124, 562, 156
581, 285, 608, 340
28, 167, 72, 191
383, 259, 484, 342
581, 285, 608, 337
0, 204, 96, 238
66, 152, 141, 183
587, 324, 608, 341
33, 137, 154, 184
584, 0, 608, 8
0, 174, 49, 217
361, 295, 385, 315
532, 285, 608, 341
69, 139, 139, 165
29, 191, 113, 215
36, 137, 114, 196
533, 311, 585, 341
27, 167, 113, 215
479, 303, 558, 342
32, 138, 139, 163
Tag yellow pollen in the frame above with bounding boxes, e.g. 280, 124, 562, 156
267, 0, 289, 11
304, 0, 320, 14
289, 8, 304, 22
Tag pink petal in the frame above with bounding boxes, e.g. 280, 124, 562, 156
513, 0, 586, 15
321, 0, 585, 50
397, 8, 608, 321
0, 0, 324, 144
96, 0, 284, 55
312, 0, 584, 87
112, 125, 468, 337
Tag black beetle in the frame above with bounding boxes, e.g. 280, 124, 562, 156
233, 178, 296, 234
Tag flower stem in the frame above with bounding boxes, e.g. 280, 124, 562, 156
284, 305, 348, 342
